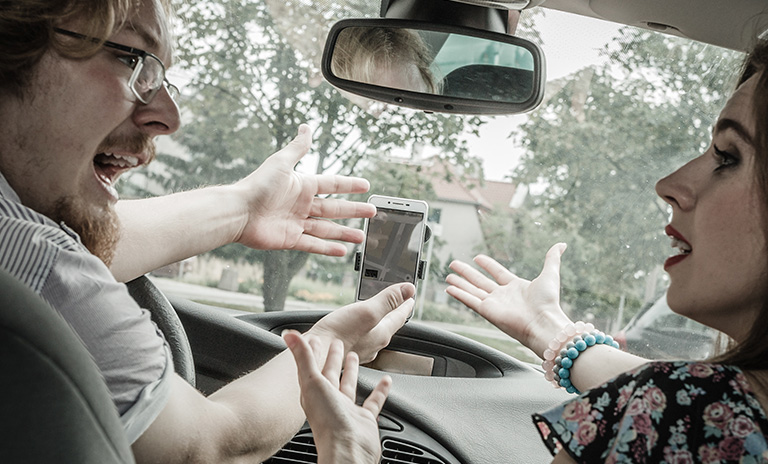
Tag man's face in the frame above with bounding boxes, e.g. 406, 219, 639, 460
0, 0, 180, 264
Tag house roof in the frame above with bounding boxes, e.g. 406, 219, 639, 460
427, 160, 516, 212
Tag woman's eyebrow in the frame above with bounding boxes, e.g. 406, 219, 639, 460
714, 118, 754, 146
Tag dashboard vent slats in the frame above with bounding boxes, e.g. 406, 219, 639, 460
264, 435, 318, 463
381, 438, 446, 464
266, 433, 448, 464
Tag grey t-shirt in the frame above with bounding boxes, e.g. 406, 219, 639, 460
0, 173, 172, 443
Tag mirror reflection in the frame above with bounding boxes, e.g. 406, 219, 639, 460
329, 26, 537, 104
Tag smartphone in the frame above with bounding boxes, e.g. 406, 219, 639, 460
355, 195, 429, 301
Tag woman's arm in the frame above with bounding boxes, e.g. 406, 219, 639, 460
446, 243, 647, 392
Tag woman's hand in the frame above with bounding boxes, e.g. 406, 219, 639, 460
284, 331, 389, 464
445, 243, 572, 357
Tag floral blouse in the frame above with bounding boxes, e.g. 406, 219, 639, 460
532, 362, 768, 463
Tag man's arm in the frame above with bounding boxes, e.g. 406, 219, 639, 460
111, 124, 375, 282
132, 282, 415, 464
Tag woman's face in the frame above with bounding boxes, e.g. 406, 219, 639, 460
655, 73, 768, 342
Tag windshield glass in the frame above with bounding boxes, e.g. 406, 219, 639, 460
121, 3, 742, 364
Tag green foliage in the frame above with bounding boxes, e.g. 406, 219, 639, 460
504, 28, 742, 320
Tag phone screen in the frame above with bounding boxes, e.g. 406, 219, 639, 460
357, 206, 425, 300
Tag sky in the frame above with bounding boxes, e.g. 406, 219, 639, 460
465, 9, 623, 181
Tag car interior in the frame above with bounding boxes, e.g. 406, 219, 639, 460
3, 0, 768, 463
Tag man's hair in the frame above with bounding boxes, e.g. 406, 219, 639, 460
710, 39, 768, 370
0, 0, 173, 96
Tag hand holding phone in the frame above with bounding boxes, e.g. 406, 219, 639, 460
356, 195, 429, 301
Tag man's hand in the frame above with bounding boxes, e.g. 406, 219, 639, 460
445, 243, 571, 357
284, 331, 388, 464
309, 282, 415, 363
232, 124, 376, 256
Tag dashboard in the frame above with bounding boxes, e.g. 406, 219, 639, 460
171, 297, 572, 463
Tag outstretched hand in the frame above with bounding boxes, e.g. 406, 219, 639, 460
445, 243, 572, 357
233, 124, 376, 256
284, 331, 388, 464
309, 283, 415, 363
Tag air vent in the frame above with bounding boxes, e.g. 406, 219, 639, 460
264, 434, 318, 463
381, 438, 447, 464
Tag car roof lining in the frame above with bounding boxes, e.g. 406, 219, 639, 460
539, 0, 768, 51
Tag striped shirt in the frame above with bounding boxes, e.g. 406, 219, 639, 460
0, 172, 172, 443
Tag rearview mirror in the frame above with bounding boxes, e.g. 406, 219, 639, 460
321, 18, 545, 115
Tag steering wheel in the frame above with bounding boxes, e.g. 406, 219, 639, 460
126, 275, 196, 387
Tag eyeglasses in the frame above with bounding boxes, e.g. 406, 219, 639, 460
54, 28, 179, 105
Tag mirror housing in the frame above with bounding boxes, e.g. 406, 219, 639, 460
321, 18, 546, 115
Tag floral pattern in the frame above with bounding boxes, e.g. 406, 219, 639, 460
532, 362, 768, 463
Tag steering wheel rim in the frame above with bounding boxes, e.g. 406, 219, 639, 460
126, 275, 196, 387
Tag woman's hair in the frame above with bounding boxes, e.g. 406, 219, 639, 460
331, 26, 442, 94
0, 0, 174, 97
710, 39, 768, 370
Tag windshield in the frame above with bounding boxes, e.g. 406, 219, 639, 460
121, 2, 742, 364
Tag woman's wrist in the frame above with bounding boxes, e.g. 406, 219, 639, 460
525, 310, 573, 358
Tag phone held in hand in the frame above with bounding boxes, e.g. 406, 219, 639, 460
355, 195, 429, 301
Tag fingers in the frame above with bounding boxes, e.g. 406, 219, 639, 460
339, 352, 359, 400
362, 375, 392, 418
313, 174, 374, 197
309, 197, 376, 220
360, 282, 416, 326
444, 283, 483, 311
447, 259, 498, 294
301, 218, 366, 244
322, 339, 345, 389
283, 330, 321, 389
473, 254, 516, 286
445, 272, 489, 301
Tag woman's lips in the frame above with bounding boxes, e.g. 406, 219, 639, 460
663, 224, 692, 271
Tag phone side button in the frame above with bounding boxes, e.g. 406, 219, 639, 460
417, 260, 427, 280
354, 251, 362, 271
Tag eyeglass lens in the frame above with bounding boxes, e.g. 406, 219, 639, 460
131, 54, 179, 103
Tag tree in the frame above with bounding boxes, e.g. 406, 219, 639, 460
133, 0, 486, 310
503, 28, 742, 321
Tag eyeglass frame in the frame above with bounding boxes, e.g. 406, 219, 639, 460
53, 28, 179, 105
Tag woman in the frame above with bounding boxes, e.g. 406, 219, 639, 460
444, 39, 768, 462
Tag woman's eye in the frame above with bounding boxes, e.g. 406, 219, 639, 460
713, 144, 738, 171
116, 54, 141, 69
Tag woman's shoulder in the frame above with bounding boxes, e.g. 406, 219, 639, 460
610, 360, 760, 415
628, 360, 748, 387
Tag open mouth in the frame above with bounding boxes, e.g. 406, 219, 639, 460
669, 236, 692, 256
93, 152, 141, 199
664, 225, 692, 269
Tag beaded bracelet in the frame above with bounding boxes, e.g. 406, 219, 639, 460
541, 321, 619, 394
541, 321, 595, 384
552, 330, 619, 394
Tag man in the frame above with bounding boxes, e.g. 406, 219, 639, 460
0, 0, 415, 462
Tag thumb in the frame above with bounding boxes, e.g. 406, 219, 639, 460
277, 124, 312, 166
541, 242, 566, 279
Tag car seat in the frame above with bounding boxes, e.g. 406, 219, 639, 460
0, 268, 135, 463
